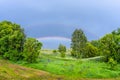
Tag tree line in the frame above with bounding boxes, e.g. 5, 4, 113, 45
0, 20, 120, 65
70, 28, 120, 66
58, 27, 120, 67
0, 21, 42, 63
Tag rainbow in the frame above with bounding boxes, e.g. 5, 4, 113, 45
37, 36, 71, 41
37, 36, 71, 49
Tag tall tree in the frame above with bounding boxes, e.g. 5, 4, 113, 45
23, 38, 42, 63
0, 21, 26, 61
71, 29, 87, 58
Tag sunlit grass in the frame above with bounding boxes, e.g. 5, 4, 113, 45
18, 53, 120, 79
0, 59, 59, 80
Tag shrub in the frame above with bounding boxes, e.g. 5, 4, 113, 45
23, 38, 42, 63
83, 42, 98, 58
108, 58, 117, 70
58, 44, 66, 58
0, 21, 26, 61
53, 50, 57, 54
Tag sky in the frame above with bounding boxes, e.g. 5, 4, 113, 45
0, 0, 120, 48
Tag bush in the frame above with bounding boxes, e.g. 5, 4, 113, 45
99, 33, 120, 63
58, 44, 66, 58
108, 58, 117, 70
23, 38, 42, 63
53, 50, 57, 54
0, 21, 25, 61
83, 42, 98, 58
61, 52, 65, 58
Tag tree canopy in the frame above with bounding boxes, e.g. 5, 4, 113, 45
0, 21, 26, 61
71, 29, 87, 58
23, 38, 42, 63
84, 42, 98, 58
58, 44, 66, 57
99, 31, 120, 63
0, 21, 42, 62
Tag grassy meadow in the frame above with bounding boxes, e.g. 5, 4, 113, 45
1, 50, 120, 80
13, 50, 120, 80
0, 59, 61, 80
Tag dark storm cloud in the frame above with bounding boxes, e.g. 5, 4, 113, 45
0, 0, 120, 40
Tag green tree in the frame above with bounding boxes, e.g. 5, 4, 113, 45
23, 38, 42, 63
58, 44, 66, 57
71, 29, 87, 58
112, 28, 120, 35
90, 40, 101, 56
84, 42, 98, 58
99, 33, 120, 62
111, 28, 120, 63
90, 40, 99, 48
0, 21, 26, 61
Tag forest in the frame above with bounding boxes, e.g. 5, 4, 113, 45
0, 20, 120, 80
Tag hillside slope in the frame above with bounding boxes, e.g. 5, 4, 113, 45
0, 59, 120, 80
0, 60, 60, 80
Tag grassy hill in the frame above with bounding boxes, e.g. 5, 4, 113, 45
1, 52, 120, 80
0, 59, 120, 80
0, 59, 61, 80
17, 53, 120, 80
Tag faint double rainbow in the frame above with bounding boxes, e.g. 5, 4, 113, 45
37, 36, 71, 49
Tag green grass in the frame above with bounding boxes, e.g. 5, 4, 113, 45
17, 53, 120, 79
1, 53, 120, 80
0, 59, 61, 80
1, 50, 120, 80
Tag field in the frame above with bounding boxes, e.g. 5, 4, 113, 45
15, 50, 120, 80
0, 59, 63, 80
0, 50, 120, 80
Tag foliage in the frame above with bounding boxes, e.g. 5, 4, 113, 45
112, 28, 120, 35
90, 40, 102, 56
83, 42, 98, 58
52, 50, 57, 53
23, 38, 42, 63
99, 32, 120, 63
60, 52, 65, 58
111, 28, 120, 63
21, 53, 120, 78
71, 29, 87, 58
90, 40, 99, 48
108, 58, 117, 70
52, 50, 58, 56
58, 44, 66, 53
0, 21, 26, 61
58, 44, 66, 57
